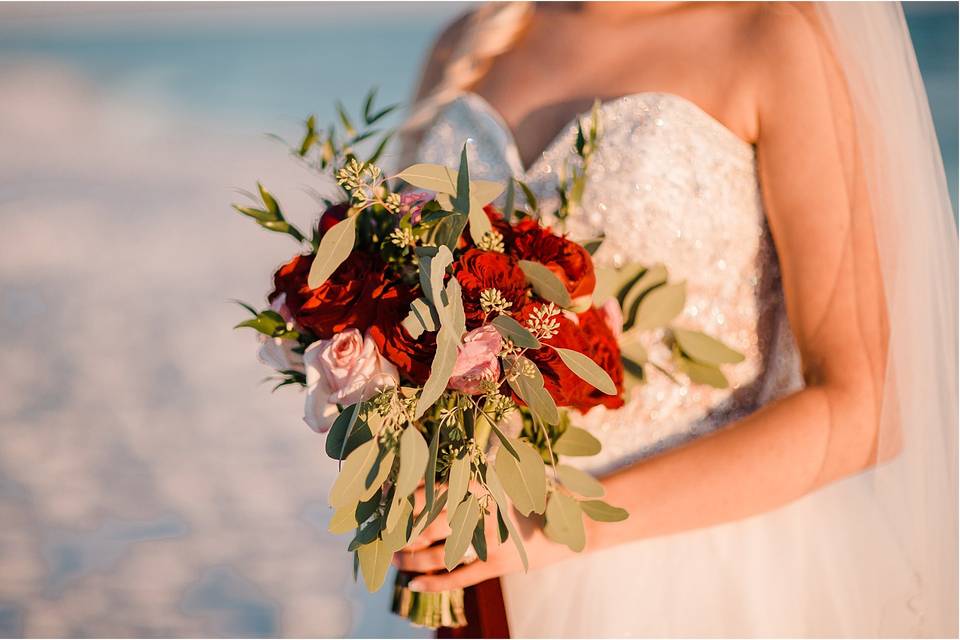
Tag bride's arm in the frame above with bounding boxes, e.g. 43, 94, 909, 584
397, 8, 891, 591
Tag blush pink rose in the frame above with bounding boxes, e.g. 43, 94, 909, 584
303, 329, 399, 432
600, 298, 624, 339
448, 325, 502, 395
257, 293, 305, 374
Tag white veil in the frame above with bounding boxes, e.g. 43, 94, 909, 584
809, 3, 957, 635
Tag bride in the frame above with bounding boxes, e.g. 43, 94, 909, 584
391, 3, 957, 637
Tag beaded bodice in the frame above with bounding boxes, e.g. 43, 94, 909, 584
414, 92, 804, 473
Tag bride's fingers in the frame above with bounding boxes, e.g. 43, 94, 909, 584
406, 512, 451, 551
392, 545, 446, 573
406, 557, 493, 592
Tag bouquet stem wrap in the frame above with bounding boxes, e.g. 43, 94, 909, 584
391, 571, 466, 629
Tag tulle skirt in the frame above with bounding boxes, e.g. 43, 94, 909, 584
502, 473, 930, 638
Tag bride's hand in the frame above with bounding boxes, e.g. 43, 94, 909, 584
391, 485, 572, 592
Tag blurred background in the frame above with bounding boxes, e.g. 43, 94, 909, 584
0, 2, 955, 637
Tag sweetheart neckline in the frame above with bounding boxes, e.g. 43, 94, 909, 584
450, 90, 754, 176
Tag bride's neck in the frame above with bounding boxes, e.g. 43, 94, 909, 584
539, 1, 685, 21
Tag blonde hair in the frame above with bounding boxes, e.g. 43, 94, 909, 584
398, 2, 534, 165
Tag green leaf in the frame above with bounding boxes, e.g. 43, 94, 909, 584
673, 328, 744, 365
348, 517, 382, 551
336, 101, 356, 136
621, 264, 668, 329
506, 356, 560, 426
395, 427, 429, 499
307, 214, 357, 288
415, 277, 464, 419
503, 178, 516, 220
517, 179, 538, 213
366, 131, 394, 165
230, 299, 259, 316
366, 103, 399, 125
411, 489, 447, 541
518, 260, 573, 308
444, 494, 481, 570
329, 439, 378, 509
580, 499, 629, 522
582, 238, 604, 255
544, 492, 586, 552
494, 438, 547, 516
434, 212, 468, 251
485, 469, 528, 570
362, 88, 377, 124
496, 507, 510, 543
679, 356, 729, 388
233, 311, 287, 337
232, 205, 275, 222
422, 425, 441, 515
633, 281, 686, 331
360, 449, 395, 501
327, 505, 358, 534
355, 494, 380, 524
554, 347, 617, 395
471, 513, 488, 562
357, 538, 391, 592
452, 144, 471, 215
553, 426, 601, 457
491, 315, 541, 349
446, 454, 471, 510
488, 421, 520, 460
382, 499, 413, 552
420, 245, 453, 308
325, 409, 371, 460
257, 182, 281, 217
557, 464, 605, 498
395, 163, 459, 194
401, 297, 439, 339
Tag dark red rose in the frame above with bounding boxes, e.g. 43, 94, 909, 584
367, 283, 436, 384
514, 302, 624, 413
452, 249, 529, 326
572, 307, 625, 411
318, 203, 349, 237
269, 251, 387, 339
511, 219, 596, 301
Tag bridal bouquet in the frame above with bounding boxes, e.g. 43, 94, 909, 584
233, 91, 743, 629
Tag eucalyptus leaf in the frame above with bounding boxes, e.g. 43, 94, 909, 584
633, 281, 686, 331
382, 499, 413, 552
504, 178, 516, 220
554, 347, 617, 395
411, 489, 447, 541
422, 424, 441, 514
485, 469, 528, 570
395, 426, 429, 499
415, 277, 464, 418
488, 420, 521, 460
557, 464, 605, 498
348, 517, 381, 551
325, 408, 371, 460
491, 315, 541, 349
544, 492, 586, 552
446, 455, 472, 510
471, 514, 488, 562
357, 538, 391, 592
507, 356, 560, 426
518, 260, 573, 308
451, 145, 471, 215
307, 214, 357, 289
580, 499, 629, 522
327, 505, 358, 534
360, 449, 395, 501
517, 179, 538, 213
679, 356, 729, 388
673, 328, 745, 365
355, 494, 380, 524
496, 507, 510, 543
494, 438, 547, 516
329, 439, 378, 509
433, 212, 468, 251
444, 495, 480, 570
553, 426, 602, 457
401, 297, 438, 339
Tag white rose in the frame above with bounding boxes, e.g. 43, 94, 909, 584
257, 293, 304, 373
303, 329, 399, 433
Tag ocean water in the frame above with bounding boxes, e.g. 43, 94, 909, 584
0, 3, 955, 638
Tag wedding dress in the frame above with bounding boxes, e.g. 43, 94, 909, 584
411, 90, 935, 637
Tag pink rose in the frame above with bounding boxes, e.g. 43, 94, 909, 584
257, 293, 305, 373
303, 329, 399, 432
448, 325, 502, 395
600, 298, 623, 340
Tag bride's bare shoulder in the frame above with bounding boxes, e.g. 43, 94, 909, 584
411, 10, 475, 101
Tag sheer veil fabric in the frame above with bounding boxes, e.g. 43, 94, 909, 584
402, 2, 957, 635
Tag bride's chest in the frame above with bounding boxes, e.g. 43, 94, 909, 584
414, 92, 766, 279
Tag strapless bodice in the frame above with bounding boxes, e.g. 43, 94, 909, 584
413, 92, 804, 473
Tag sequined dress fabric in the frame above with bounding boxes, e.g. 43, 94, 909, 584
415, 92, 805, 475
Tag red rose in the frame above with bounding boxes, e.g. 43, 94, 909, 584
511, 219, 596, 301
318, 203, 349, 237
515, 302, 624, 413
452, 248, 529, 326
572, 307, 625, 411
367, 283, 436, 384
484, 204, 515, 247
270, 251, 387, 339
